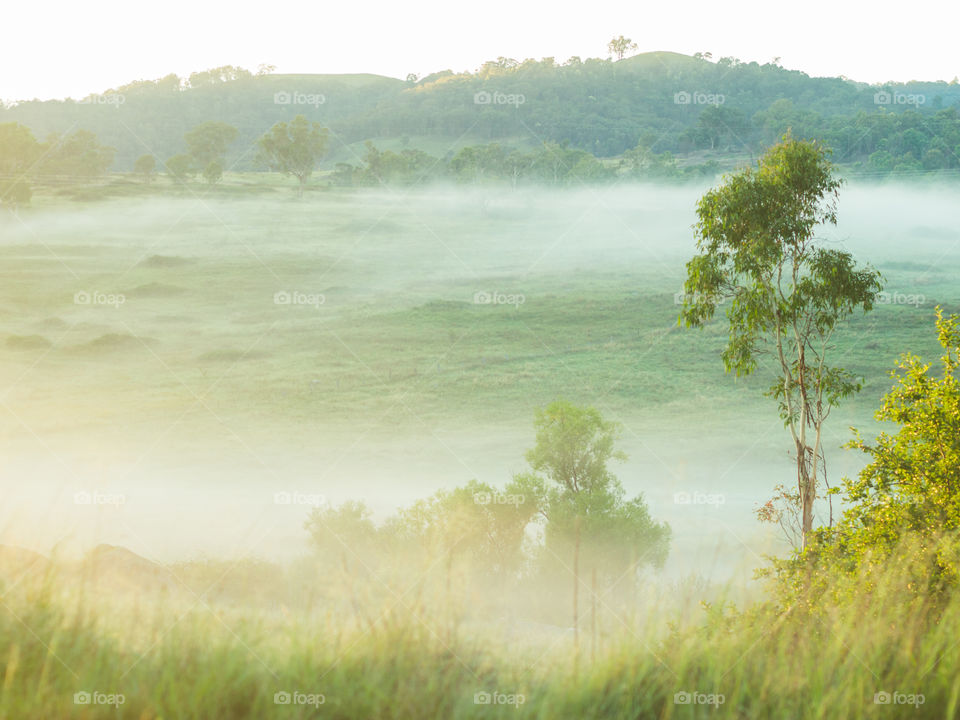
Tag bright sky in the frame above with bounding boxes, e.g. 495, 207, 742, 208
4, 0, 959, 102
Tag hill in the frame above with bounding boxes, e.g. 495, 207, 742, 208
2, 54, 960, 175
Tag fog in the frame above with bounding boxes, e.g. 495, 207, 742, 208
1, 180, 958, 589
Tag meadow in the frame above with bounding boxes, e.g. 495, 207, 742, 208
1, 176, 959, 717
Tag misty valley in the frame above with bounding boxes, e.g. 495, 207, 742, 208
2, 48, 960, 720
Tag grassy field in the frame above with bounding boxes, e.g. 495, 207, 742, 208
1, 543, 958, 719
1, 177, 959, 717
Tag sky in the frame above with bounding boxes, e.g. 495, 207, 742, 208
3, 0, 959, 102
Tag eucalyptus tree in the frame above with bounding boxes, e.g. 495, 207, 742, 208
679, 134, 883, 550
256, 115, 329, 197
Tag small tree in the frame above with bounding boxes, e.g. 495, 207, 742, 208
165, 154, 194, 182
184, 121, 238, 170
607, 36, 638, 61
0, 179, 32, 211
40, 129, 114, 177
133, 154, 157, 183
772, 309, 960, 604
0, 122, 40, 176
257, 115, 329, 197
202, 160, 223, 185
679, 134, 883, 551
525, 400, 670, 595
824, 308, 960, 577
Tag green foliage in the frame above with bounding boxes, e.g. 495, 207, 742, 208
777, 308, 960, 600
165, 153, 194, 181
0, 178, 32, 209
133, 153, 157, 182
184, 121, 238, 169
39, 129, 115, 178
256, 114, 329, 195
3, 56, 960, 173
302, 401, 668, 587
526, 400, 625, 495
202, 159, 223, 184
333, 140, 613, 187
526, 400, 670, 576
607, 36, 638, 61
0, 122, 40, 175
681, 134, 883, 548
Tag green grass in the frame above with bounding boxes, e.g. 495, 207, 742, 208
1, 182, 959, 717
2, 546, 959, 719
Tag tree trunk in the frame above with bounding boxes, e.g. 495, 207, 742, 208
573, 515, 581, 656
798, 443, 814, 549
590, 567, 597, 665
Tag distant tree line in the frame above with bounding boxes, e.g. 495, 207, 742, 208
2, 55, 959, 173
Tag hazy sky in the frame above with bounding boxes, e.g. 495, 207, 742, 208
4, 0, 959, 102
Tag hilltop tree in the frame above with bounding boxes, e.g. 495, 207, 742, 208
679, 134, 883, 551
607, 36, 638, 61
256, 115, 329, 197
183, 121, 238, 171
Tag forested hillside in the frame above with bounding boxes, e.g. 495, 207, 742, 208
2, 52, 960, 176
